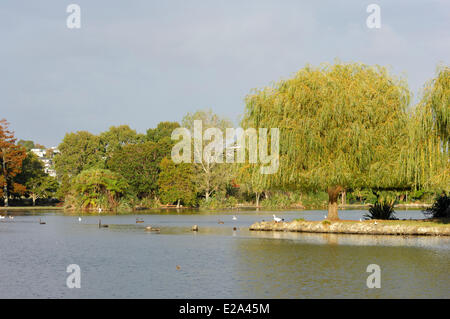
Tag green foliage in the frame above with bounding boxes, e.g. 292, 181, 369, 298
300, 192, 328, 209
199, 195, 238, 209
13, 152, 45, 185
242, 62, 411, 219
261, 191, 301, 208
55, 131, 104, 179
424, 193, 450, 218
243, 62, 410, 192
147, 121, 180, 144
69, 168, 128, 210
108, 141, 163, 198
364, 200, 398, 220
348, 188, 378, 204
410, 189, 425, 201
158, 157, 196, 206
17, 140, 35, 151
182, 109, 234, 200
100, 125, 144, 162
403, 66, 449, 191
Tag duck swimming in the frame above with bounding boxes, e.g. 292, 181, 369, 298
98, 219, 108, 228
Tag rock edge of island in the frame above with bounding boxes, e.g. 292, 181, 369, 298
249, 220, 450, 236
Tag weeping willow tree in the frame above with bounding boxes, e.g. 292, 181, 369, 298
237, 163, 271, 207
242, 62, 410, 220
403, 66, 449, 192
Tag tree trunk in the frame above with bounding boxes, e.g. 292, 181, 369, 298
176, 199, 180, 208
32, 194, 36, 206
255, 192, 260, 207
2, 156, 8, 207
328, 186, 343, 220
205, 191, 210, 201
341, 190, 346, 206
3, 183, 7, 207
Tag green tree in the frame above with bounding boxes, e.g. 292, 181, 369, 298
70, 168, 128, 210
13, 153, 60, 205
54, 131, 104, 192
243, 62, 410, 220
147, 121, 180, 143
158, 157, 196, 206
17, 140, 35, 152
237, 164, 270, 207
25, 176, 59, 206
181, 109, 234, 200
403, 66, 449, 192
100, 125, 144, 163
108, 141, 164, 198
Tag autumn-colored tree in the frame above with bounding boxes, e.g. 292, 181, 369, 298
0, 119, 27, 206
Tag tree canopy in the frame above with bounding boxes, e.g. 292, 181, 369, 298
243, 62, 411, 219
0, 119, 27, 206
403, 66, 449, 192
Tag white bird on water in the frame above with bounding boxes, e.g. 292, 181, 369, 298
273, 214, 282, 223
0, 215, 5, 219
78, 217, 82, 222
232, 216, 237, 220
359, 218, 362, 222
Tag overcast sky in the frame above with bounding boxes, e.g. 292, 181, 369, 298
1, 0, 449, 147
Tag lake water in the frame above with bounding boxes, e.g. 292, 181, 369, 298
0, 209, 448, 298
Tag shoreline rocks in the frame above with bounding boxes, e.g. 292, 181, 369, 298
249, 220, 450, 236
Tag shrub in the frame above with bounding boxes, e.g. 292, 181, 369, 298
199, 196, 238, 209
424, 193, 450, 218
70, 168, 129, 210
364, 200, 397, 220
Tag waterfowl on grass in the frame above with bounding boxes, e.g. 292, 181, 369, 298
273, 215, 282, 223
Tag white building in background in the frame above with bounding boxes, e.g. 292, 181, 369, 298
30, 147, 58, 177
31, 148, 46, 158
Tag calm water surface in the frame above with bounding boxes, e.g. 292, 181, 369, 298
0, 209, 448, 298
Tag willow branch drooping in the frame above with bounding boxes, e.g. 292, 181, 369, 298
242, 62, 411, 220
403, 65, 449, 191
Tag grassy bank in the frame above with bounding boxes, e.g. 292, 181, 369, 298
249, 218, 450, 236
0, 206, 64, 211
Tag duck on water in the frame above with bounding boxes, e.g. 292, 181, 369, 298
98, 219, 108, 228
